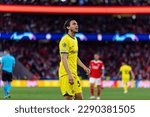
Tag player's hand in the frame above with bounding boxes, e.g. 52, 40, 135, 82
101, 74, 104, 79
68, 74, 74, 85
117, 75, 120, 79
84, 67, 90, 75
132, 77, 135, 80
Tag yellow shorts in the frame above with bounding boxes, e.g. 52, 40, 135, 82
59, 75, 82, 97
122, 77, 130, 84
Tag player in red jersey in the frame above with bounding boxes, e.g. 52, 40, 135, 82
89, 53, 104, 100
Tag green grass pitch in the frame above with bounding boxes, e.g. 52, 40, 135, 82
0, 87, 149, 100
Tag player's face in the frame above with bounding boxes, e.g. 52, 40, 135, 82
94, 54, 100, 60
68, 20, 78, 33
122, 62, 125, 65
4, 50, 8, 54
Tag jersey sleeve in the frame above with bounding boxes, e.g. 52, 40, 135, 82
128, 66, 132, 71
59, 37, 69, 54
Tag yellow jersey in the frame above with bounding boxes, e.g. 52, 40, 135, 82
59, 34, 78, 77
119, 65, 132, 79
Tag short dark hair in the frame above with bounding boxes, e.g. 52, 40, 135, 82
64, 18, 76, 33
4, 48, 10, 52
94, 53, 100, 56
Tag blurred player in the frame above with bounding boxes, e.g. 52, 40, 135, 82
117, 62, 135, 94
0, 49, 15, 99
89, 53, 104, 100
59, 19, 90, 100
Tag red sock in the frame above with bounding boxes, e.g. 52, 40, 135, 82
97, 85, 101, 96
90, 85, 94, 96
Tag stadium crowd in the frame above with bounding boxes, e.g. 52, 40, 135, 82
0, 13, 150, 34
79, 42, 150, 80
0, 0, 150, 80
0, 41, 149, 80
0, 0, 150, 6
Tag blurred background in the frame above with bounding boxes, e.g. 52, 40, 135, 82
0, 0, 150, 89
0, 0, 150, 6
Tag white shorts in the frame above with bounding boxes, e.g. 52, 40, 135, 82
89, 77, 101, 86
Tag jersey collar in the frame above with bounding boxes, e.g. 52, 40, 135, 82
67, 34, 75, 40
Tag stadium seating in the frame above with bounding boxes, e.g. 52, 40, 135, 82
0, 0, 150, 6
0, 41, 149, 80
0, 13, 150, 34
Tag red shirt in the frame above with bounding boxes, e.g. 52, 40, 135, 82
89, 60, 104, 78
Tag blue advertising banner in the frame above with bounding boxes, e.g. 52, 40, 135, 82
0, 32, 149, 41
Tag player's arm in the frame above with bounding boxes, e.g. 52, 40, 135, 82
117, 71, 121, 79
77, 57, 90, 75
61, 53, 74, 85
101, 68, 105, 78
101, 63, 105, 78
0, 63, 2, 70
101, 67, 105, 89
60, 38, 74, 84
130, 70, 135, 80
117, 66, 122, 78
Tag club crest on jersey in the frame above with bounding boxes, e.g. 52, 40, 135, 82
62, 43, 67, 47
